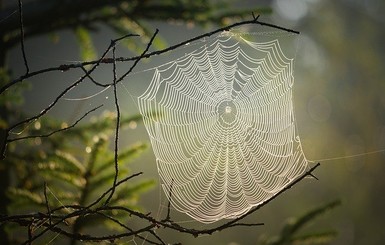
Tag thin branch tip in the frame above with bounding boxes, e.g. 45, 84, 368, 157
251, 12, 260, 21
18, 0, 29, 74
165, 179, 175, 221
309, 162, 321, 180
113, 33, 140, 43
309, 173, 319, 180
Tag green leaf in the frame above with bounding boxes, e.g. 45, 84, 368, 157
86, 135, 109, 174
266, 200, 341, 245
43, 186, 79, 206
7, 187, 44, 208
110, 179, 155, 207
48, 150, 86, 174
39, 169, 85, 189
291, 231, 338, 245
67, 113, 143, 142
281, 200, 341, 239
0, 68, 31, 107
96, 142, 148, 173
107, 18, 145, 54
88, 169, 128, 195
107, 17, 167, 53
120, 114, 144, 128
74, 26, 97, 62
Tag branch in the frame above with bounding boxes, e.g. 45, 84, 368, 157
164, 164, 320, 237
164, 179, 174, 222
205, 163, 321, 233
93, 211, 163, 245
23, 222, 158, 244
0, 15, 298, 94
1, 164, 320, 244
104, 39, 120, 205
104, 30, 158, 204
18, 0, 29, 74
85, 163, 320, 239
6, 105, 103, 143
43, 182, 52, 226
82, 171, 142, 209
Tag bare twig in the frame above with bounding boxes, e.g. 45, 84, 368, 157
7, 105, 103, 143
18, 0, 29, 74
164, 179, 174, 222
87, 172, 143, 209
104, 30, 158, 204
105, 42, 120, 205
17, 210, 158, 245
80, 66, 107, 87
27, 222, 32, 245
94, 211, 162, 245
115, 28, 159, 85
43, 182, 52, 226
2, 163, 320, 244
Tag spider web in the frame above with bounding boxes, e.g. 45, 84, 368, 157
135, 31, 308, 223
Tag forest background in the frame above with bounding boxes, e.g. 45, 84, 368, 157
1, 0, 385, 244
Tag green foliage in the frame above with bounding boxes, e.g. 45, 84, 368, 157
7, 187, 44, 209
0, 0, 271, 61
4, 110, 154, 243
0, 69, 30, 126
260, 200, 341, 245
74, 26, 98, 62
96, 0, 271, 55
107, 16, 168, 54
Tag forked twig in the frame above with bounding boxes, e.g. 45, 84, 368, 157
104, 29, 159, 205
164, 179, 174, 222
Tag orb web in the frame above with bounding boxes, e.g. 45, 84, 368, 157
136, 31, 308, 223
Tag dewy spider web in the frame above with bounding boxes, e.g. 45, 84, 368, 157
135, 30, 308, 223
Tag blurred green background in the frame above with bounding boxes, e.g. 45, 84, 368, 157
3, 0, 385, 244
